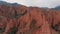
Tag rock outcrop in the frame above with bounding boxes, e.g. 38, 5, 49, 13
0, 1, 60, 34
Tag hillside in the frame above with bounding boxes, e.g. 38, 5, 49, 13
0, 1, 60, 34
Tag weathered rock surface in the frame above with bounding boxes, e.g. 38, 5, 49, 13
0, 1, 60, 34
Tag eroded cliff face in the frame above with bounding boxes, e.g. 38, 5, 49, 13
0, 3, 60, 34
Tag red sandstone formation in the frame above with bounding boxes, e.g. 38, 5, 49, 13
0, 3, 60, 34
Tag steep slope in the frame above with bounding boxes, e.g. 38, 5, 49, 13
0, 1, 60, 34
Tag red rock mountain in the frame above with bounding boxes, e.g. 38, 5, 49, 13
0, 1, 60, 34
